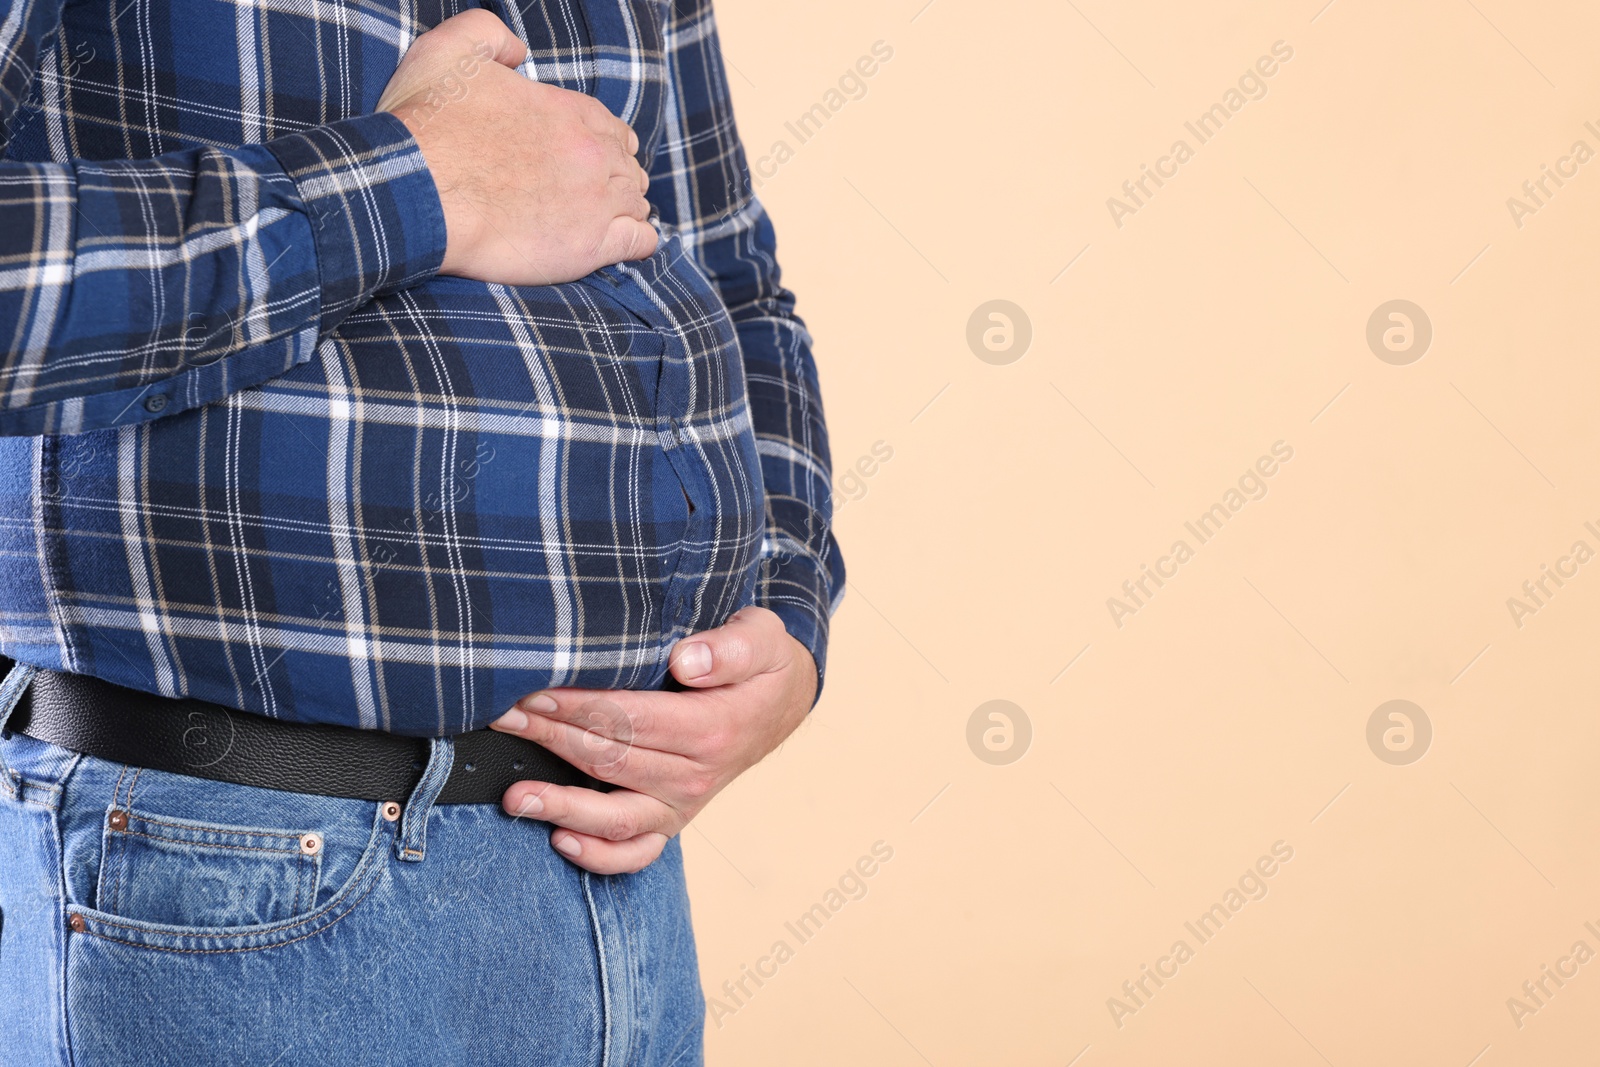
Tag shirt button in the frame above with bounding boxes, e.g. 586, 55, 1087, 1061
143, 393, 168, 413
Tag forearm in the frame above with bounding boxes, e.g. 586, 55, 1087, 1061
0, 114, 444, 435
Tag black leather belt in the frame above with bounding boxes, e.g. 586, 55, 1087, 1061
3, 666, 612, 804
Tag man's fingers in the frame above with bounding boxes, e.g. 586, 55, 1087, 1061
594, 112, 641, 182
491, 700, 682, 783
548, 830, 669, 875
668, 606, 792, 688
604, 114, 637, 164
504, 782, 682, 840
582, 99, 631, 150
497, 688, 721, 754
596, 215, 658, 264
609, 174, 650, 221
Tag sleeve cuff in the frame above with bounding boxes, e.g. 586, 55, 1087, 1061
756, 543, 845, 708
265, 111, 447, 331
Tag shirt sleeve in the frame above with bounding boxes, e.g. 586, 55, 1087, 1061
647, 0, 846, 701
0, 0, 446, 436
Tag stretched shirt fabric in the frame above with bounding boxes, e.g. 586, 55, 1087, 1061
0, 0, 844, 735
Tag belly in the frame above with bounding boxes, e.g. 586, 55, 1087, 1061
32, 243, 765, 732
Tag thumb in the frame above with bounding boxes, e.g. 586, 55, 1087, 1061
441, 9, 528, 69
668, 607, 791, 688
379, 10, 527, 114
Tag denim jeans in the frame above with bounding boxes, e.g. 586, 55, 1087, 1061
0, 666, 704, 1066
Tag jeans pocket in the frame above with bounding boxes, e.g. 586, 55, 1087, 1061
95, 808, 323, 929
61, 761, 397, 954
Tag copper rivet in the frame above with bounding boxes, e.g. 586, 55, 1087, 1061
299, 832, 323, 856
381, 801, 401, 822
107, 809, 127, 831
68, 914, 85, 933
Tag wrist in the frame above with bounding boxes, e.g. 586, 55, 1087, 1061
387, 107, 468, 278
264, 112, 447, 327
785, 634, 819, 711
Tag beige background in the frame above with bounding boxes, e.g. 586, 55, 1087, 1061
685, 0, 1600, 1063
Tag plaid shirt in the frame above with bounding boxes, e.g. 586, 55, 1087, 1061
0, 0, 843, 734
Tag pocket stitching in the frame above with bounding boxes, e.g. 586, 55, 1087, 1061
74, 807, 389, 954
112, 826, 302, 855
79, 868, 385, 956
126, 811, 307, 842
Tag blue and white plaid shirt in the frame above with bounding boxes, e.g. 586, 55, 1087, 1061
0, 0, 843, 734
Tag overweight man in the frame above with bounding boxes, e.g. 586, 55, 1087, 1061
0, 1, 843, 1063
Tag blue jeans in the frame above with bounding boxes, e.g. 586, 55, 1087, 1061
0, 666, 704, 1067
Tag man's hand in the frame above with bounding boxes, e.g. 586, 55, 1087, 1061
490, 607, 817, 874
378, 10, 657, 286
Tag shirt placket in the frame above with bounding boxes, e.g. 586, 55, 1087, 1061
594, 262, 709, 641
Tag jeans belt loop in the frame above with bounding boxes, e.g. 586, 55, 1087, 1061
0, 662, 37, 736
0, 662, 37, 797
396, 736, 454, 862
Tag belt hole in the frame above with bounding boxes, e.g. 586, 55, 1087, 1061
381, 801, 402, 822
299, 832, 323, 856
512, 760, 525, 772
463, 762, 476, 773
410, 759, 423, 771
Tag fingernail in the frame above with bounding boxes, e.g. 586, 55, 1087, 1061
554, 835, 582, 858
512, 792, 543, 816
522, 693, 558, 714
676, 641, 712, 680
493, 708, 529, 732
